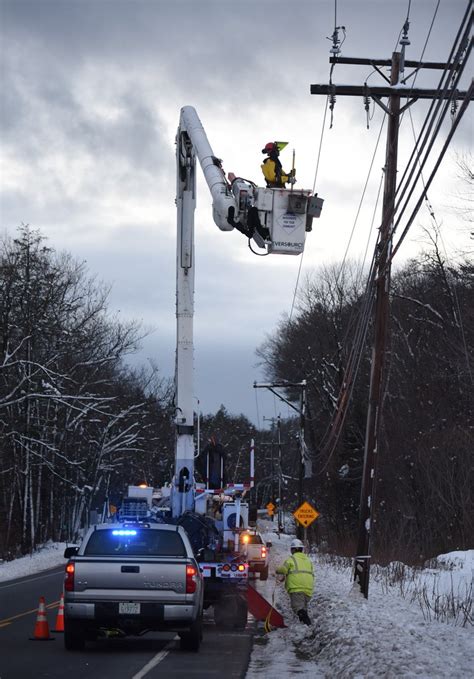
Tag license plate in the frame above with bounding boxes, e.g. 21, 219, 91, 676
119, 602, 140, 615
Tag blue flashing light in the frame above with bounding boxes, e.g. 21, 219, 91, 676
112, 529, 137, 536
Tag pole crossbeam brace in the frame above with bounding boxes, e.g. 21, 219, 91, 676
254, 381, 306, 414
255, 385, 300, 414
310, 84, 472, 100
254, 381, 307, 388
372, 95, 419, 115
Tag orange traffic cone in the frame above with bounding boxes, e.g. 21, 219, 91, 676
52, 593, 65, 633
29, 596, 54, 641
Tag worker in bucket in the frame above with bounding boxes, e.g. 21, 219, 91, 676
261, 141, 295, 188
275, 538, 314, 625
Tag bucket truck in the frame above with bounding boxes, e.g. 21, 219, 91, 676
63, 106, 321, 638
170, 106, 323, 627
173, 105, 323, 513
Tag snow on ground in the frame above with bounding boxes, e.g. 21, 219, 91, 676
0, 542, 67, 582
247, 521, 474, 679
1, 531, 472, 678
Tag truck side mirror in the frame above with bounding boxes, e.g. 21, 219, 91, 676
64, 547, 79, 558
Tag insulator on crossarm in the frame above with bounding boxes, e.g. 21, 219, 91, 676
451, 96, 458, 124
327, 26, 345, 56
329, 91, 337, 129
400, 20, 410, 47
363, 83, 371, 129
364, 96, 371, 129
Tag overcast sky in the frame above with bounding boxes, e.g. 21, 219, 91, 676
1, 0, 471, 425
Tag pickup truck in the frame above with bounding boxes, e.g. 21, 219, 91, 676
63, 522, 204, 651
241, 530, 270, 580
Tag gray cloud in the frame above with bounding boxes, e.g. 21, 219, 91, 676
1, 0, 470, 422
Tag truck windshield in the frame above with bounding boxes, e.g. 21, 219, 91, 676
84, 529, 186, 557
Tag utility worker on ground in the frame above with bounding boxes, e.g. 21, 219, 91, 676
261, 142, 296, 188
275, 538, 314, 625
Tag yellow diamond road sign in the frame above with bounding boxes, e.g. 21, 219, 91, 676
293, 501, 320, 527
266, 502, 275, 515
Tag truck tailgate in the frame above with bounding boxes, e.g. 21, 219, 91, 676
72, 557, 189, 600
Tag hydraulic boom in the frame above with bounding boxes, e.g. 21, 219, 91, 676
172, 106, 323, 517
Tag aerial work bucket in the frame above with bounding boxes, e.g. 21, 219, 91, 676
253, 188, 323, 255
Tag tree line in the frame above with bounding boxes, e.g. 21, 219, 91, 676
2, 220, 472, 566
0, 226, 175, 558
257, 238, 473, 563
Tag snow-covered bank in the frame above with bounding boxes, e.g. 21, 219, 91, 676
248, 526, 474, 679
0, 542, 67, 582
1, 534, 472, 677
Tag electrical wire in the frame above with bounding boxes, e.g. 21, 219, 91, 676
312, 96, 330, 194
407, 106, 473, 384
392, 0, 411, 53
289, 93, 330, 324
390, 78, 473, 262
335, 114, 387, 288
389, 26, 473, 259
368, 4, 473, 281
356, 170, 385, 289
394, 2, 471, 211
254, 388, 261, 430
289, 0, 347, 324
316, 246, 378, 459
315, 0, 469, 466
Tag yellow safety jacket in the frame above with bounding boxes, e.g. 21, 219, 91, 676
276, 551, 314, 596
261, 158, 289, 187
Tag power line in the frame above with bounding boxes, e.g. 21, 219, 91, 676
310, 3, 472, 599
390, 79, 473, 261
336, 114, 387, 288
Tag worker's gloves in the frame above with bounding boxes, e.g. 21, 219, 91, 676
288, 176, 297, 185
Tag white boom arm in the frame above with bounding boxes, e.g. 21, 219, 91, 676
172, 107, 239, 517
171, 106, 323, 517
179, 106, 237, 232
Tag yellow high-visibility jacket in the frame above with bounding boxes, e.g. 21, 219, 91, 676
276, 551, 314, 596
261, 158, 290, 187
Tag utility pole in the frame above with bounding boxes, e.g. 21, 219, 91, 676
310, 14, 472, 598
262, 416, 277, 513
254, 380, 309, 536
277, 415, 282, 533
298, 381, 307, 511
354, 49, 400, 599
262, 415, 283, 531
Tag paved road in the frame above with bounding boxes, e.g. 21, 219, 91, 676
0, 567, 254, 679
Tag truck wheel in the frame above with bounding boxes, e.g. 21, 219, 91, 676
64, 619, 86, 651
234, 596, 248, 630
260, 565, 269, 581
213, 600, 227, 627
179, 615, 202, 652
